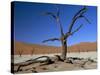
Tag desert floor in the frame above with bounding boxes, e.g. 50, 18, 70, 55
13, 51, 97, 74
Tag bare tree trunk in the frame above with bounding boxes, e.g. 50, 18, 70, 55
61, 40, 67, 60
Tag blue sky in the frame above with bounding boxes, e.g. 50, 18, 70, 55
13, 1, 97, 46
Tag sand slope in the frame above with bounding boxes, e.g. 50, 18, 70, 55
14, 41, 97, 55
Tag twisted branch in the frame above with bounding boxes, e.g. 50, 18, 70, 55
71, 24, 83, 35
42, 38, 60, 43
68, 6, 89, 33
42, 7, 64, 36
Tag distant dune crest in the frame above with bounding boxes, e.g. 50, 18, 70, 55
14, 41, 97, 55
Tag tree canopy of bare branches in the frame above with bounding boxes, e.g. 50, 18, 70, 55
42, 6, 91, 60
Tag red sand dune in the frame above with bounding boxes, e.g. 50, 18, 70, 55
14, 41, 97, 55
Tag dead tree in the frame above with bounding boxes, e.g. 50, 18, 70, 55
18, 49, 23, 57
31, 48, 34, 56
42, 6, 91, 61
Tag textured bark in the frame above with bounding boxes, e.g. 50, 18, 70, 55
15, 56, 54, 72
61, 40, 67, 60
